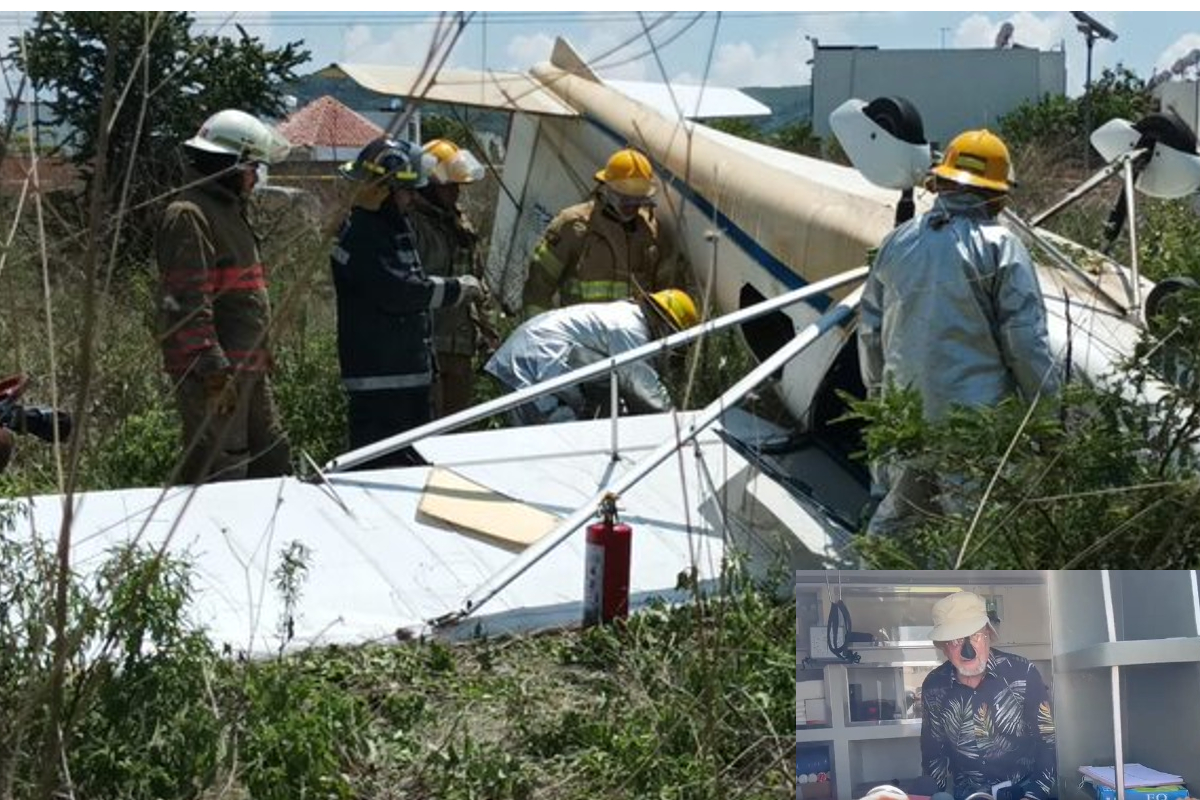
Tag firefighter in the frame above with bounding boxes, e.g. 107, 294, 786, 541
331, 137, 485, 468
858, 129, 1059, 535
156, 109, 293, 484
411, 139, 491, 417
485, 288, 699, 426
521, 148, 683, 319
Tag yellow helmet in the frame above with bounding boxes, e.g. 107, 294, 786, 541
595, 148, 656, 198
648, 289, 699, 332
931, 129, 1013, 193
422, 138, 485, 184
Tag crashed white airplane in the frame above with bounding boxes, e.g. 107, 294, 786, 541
11, 37, 1200, 654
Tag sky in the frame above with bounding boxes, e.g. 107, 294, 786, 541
2, 10, 1199, 98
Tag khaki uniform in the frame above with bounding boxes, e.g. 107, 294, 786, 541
412, 196, 483, 417
522, 198, 673, 318
156, 170, 290, 483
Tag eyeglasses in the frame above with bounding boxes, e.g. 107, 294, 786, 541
943, 631, 988, 649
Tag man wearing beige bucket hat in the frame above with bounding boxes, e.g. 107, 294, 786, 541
919, 591, 1056, 800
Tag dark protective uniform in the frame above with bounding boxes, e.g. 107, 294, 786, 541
331, 201, 467, 468
156, 169, 290, 483
411, 195, 483, 417
522, 198, 678, 317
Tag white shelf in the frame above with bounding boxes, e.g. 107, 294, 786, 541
795, 726, 835, 743
1054, 637, 1200, 672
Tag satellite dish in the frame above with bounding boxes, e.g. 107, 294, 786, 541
995, 22, 1014, 49
1173, 48, 1200, 75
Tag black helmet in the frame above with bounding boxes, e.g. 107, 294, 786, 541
338, 137, 431, 189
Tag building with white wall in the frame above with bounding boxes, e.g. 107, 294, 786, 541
1155, 79, 1200, 139
811, 46, 1066, 149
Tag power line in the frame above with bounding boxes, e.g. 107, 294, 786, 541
185, 10, 880, 28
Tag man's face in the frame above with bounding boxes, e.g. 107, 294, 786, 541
942, 627, 990, 678
604, 186, 651, 222
391, 187, 415, 213
429, 181, 460, 209
238, 162, 260, 195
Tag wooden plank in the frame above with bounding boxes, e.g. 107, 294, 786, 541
417, 467, 561, 548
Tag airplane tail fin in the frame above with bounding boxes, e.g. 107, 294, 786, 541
550, 37, 601, 83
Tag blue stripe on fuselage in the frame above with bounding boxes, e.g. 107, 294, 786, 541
584, 114, 832, 312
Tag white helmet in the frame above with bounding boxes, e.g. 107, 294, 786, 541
422, 139, 485, 184
184, 109, 291, 164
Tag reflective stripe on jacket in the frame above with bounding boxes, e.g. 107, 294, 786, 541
156, 171, 271, 377
331, 203, 464, 393
522, 199, 662, 317
484, 300, 672, 416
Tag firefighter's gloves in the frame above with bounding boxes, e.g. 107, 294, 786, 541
456, 275, 485, 306
204, 371, 238, 417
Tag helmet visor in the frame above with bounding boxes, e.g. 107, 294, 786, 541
432, 149, 485, 184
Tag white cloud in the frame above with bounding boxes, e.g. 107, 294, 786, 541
704, 40, 801, 88
670, 15, 858, 88
955, 11, 1068, 52
338, 20, 442, 66
581, 29, 650, 81
954, 11, 1123, 95
1155, 32, 1200, 76
505, 33, 555, 70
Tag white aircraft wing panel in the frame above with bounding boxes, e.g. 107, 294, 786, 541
604, 79, 770, 120
332, 63, 577, 117
16, 414, 838, 654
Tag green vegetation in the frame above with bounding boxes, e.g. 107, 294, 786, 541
5, 13, 1200, 796
0, 525, 796, 798
13, 11, 309, 260
849, 73, 1200, 570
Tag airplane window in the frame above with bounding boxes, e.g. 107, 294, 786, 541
738, 283, 796, 367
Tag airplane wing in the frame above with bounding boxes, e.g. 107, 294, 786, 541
15, 412, 853, 653
322, 63, 578, 117
602, 79, 771, 120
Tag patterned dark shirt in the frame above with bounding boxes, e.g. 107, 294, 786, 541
920, 649, 1056, 800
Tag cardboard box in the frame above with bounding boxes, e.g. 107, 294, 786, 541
801, 780, 834, 800
804, 698, 828, 724
796, 679, 826, 702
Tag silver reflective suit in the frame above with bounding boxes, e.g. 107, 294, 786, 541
858, 191, 1059, 534
484, 300, 672, 424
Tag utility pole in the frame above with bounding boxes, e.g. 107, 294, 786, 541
1071, 12, 1119, 170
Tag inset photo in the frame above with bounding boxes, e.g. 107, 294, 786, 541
796, 571, 1200, 800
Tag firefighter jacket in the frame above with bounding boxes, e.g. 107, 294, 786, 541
858, 191, 1060, 421
411, 196, 482, 358
156, 169, 272, 378
484, 299, 672, 419
522, 198, 664, 317
330, 203, 467, 394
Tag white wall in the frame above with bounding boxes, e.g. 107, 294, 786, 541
812, 47, 1067, 148
1157, 80, 1200, 138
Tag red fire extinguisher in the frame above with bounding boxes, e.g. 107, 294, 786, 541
583, 493, 632, 627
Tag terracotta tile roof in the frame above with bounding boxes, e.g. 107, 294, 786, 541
278, 95, 384, 148
0, 156, 80, 193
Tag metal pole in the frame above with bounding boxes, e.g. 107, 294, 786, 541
432, 286, 865, 629
609, 368, 619, 461
321, 267, 869, 473
1100, 570, 1126, 800
1123, 157, 1142, 316
1084, 32, 1095, 171
1001, 209, 1130, 316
